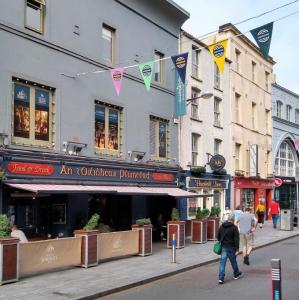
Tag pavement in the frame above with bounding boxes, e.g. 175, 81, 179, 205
0, 221, 298, 300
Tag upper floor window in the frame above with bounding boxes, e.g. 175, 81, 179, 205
102, 24, 115, 64
252, 102, 257, 130
192, 133, 200, 166
275, 141, 295, 177
13, 79, 54, 147
150, 116, 169, 160
266, 109, 271, 134
214, 63, 221, 89
214, 97, 221, 127
252, 61, 256, 82
235, 93, 241, 124
276, 101, 282, 118
25, 0, 45, 34
295, 109, 299, 124
192, 46, 200, 78
265, 71, 270, 91
286, 105, 292, 121
154, 51, 164, 83
190, 88, 200, 119
235, 143, 241, 171
214, 139, 222, 155
95, 101, 122, 155
235, 49, 241, 73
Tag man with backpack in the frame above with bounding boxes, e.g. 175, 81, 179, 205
217, 213, 243, 284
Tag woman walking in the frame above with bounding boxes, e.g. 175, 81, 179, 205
255, 201, 265, 228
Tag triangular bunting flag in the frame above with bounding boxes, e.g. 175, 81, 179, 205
139, 61, 154, 92
110, 67, 125, 96
171, 52, 188, 83
174, 69, 186, 116
250, 22, 273, 58
208, 40, 228, 74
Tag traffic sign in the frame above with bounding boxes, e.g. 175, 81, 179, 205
274, 178, 283, 187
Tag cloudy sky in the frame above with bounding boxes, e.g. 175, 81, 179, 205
175, 0, 299, 94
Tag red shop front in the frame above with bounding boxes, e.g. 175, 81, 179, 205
233, 177, 274, 214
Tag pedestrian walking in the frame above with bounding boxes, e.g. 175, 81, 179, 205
255, 200, 265, 228
233, 205, 243, 224
222, 206, 232, 222
237, 207, 257, 265
269, 199, 280, 229
217, 213, 242, 284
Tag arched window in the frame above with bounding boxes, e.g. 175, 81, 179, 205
274, 141, 295, 176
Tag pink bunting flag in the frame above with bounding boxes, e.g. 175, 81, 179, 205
110, 67, 124, 96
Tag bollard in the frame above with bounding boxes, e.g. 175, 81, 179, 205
271, 259, 282, 300
172, 233, 177, 263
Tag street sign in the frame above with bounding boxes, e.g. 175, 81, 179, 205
274, 178, 283, 187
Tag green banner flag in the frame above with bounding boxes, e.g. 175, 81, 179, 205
139, 61, 154, 92
250, 22, 273, 58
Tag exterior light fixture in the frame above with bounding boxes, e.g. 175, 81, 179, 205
186, 92, 213, 105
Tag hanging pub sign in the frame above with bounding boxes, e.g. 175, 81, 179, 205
209, 154, 226, 171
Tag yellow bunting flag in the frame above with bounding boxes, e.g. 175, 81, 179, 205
208, 40, 228, 74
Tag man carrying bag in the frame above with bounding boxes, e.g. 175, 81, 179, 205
217, 213, 242, 284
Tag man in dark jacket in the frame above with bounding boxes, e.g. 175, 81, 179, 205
217, 213, 242, 284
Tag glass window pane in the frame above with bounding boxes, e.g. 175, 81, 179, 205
95, 106, 106, 149
26, 2, 41, 31
149, 120, 156, 156
102, 27, 113, 62
158, 121, 166, 158
108, 109, 119, 150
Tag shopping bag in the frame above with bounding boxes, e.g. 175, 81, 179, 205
213, 241, 222, 255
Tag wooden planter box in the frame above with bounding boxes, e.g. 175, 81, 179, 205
131, 224, 152, 256
74, 230, 99, 268
191, 219, 207, 244
167, 221, 185, 249
0, 237, 19, 285
207, 217, 220, 241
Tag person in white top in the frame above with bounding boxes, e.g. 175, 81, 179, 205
10, 225, 28, 243
222, 206, 232, 222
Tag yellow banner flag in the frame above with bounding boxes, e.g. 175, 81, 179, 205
208, 40, 228, 74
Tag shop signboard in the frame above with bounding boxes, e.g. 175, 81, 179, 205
188, 178, 228, 189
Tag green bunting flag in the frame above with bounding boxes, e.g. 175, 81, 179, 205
250, 22, 273, 58
139, 61, 154, 92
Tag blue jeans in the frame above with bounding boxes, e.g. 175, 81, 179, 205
272, 214, 279, 228
219, 247, 240, 280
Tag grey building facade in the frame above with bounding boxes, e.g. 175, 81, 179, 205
0, 0, 189, 238
272, 83, 299, 212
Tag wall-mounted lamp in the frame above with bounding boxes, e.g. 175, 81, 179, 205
128, 150, 146, 162
62, 141, 87, 155
186, 92, 213, 105
0, 133, 9, 147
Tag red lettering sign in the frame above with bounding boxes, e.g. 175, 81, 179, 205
7, 162, 55, 176
152, 172, 175, 182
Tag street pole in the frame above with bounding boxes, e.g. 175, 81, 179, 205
172, 233, 177, 263
271, 259, 282, 300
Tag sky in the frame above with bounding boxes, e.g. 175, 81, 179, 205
174, 0, 299, 94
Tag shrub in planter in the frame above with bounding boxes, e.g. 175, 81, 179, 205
190, 166, 206, 176
208, 206, 221, 241
171, 207, 180, 221
132, 218, 152, 256
136, 218, 151, 226
0, 214, 10, 238
83, 213, 100, 231
210, 206, 221, 218
196, 208, 210, 219
192, 208, 209, 244
167, 208, 185, 248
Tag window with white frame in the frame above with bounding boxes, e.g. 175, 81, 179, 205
276, 101, 282, 118
25, 0, 46, 33
214, 97, 221, 127
95, 101, 122, 155
235, 93, 241, 124
13, 79, 54, 147
295, 109, 299, 124
252, 102, 257, 130
192, 46, 199, 78
191, 133, 200, 166
235, 143, 241, 171
149, 116, 169, 159
102, 24, 115, 64
235, 49, 241, 73
286, 105, 292, 121
191, 88, 200, 119
274, 141, 295, 177
154, 51, 164, 83
252, 61, 256, 82
214, 63, 221, 89
214, 139, 222, 155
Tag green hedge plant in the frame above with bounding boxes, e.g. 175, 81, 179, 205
83, 213, 100, 231
0, 214, 10, 238
210, 206, 221, 218
136, 218, 152, 226
171, 207, 180, 221
195, 208, 210, 219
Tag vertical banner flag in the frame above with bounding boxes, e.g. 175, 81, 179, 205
110, 67, 124, 96
174, 69, 186, 116
208, 40, 228, 74
250, 22, 273, 58
171, 52, 188, 83
139, 61, 154, 92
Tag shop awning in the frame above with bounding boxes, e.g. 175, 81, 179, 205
6, 184, 200, 198
5, 184, 118, 194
